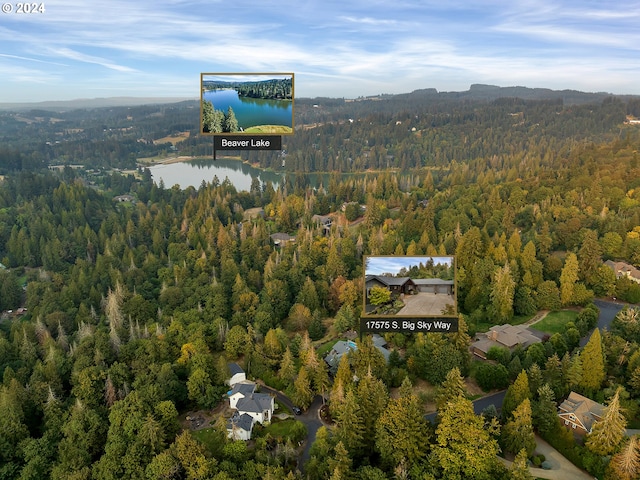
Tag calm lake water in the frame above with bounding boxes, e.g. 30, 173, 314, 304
203, 89, 292, 130
149, 158, 283, 191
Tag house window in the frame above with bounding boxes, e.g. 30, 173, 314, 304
572, 423, 576, 429
565, 420, 569, 425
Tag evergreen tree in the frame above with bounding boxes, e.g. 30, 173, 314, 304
375, 377, 429, 468
432, 395, 500, 479
435, 367, 466, 410
502, 370, 530, 420
278, 347, 296, 383
223, 107, 239, 133
608, 435, 640, 480
510, 448, 534, 480
351, 335, 386, 380
586, 387, 627, 456
533, 384, 558, 436
335, 389, 365, 458
308, 311, 326, 341
490, 263, 516, 323
356, 369, 388, 454
292, 366, 314, 409
502, 398, 536, 456
578, 229, 603, 287
560, 252, 579, 306
580, 328, 605, 393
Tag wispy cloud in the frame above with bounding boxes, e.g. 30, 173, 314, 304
47, 48, 137, 72
0, 0, 639, 101
0, 53, 69, 67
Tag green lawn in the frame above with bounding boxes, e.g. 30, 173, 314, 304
316, 339, 339, 357
191, 427, 226, 457
531, 310, 578, 335
259, 419, 307, 443
474, 313, 535, 333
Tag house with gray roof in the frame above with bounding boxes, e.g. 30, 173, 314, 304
229, 381, 257, 409
270, 233, 296, 246
365, 275, 417, 297
227, 362, 246, 387
236, 393, 274, 425
324, 334, 391, 373
227, 412, 254, 441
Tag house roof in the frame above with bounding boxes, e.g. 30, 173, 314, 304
227, 412, 254, 433
312, 214, 333, 225
230, 381, 256, 397
605, 260, 640, 281
270, 233, 295, 244
228, 362, 244, 376
371, 334, 387, 348
558, 391, 605, 433
236, 393, 273, 414
324, 338, 391, 368
471, 324, 542, 354
366, 275, 415, 287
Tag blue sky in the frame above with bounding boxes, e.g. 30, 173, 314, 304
366, 256, 453, 276
1, 0, 639, 102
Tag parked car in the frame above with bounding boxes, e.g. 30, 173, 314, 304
292, 406, 302, 415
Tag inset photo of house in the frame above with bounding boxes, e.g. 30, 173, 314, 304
364, 255, 456, 317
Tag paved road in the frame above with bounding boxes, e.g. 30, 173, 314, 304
579, 299, 624, 347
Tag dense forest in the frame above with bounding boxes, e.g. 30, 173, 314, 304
201, 102, 239, 134
202, 78, 293, 101
1, 87, 640, 479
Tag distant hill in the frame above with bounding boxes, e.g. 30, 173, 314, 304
393, 84, 635, 105
0, 96, 197, 112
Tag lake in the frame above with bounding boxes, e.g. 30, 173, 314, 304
148, 158, 283, 191
203, 89, 292, 130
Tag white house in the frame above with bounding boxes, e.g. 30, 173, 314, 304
227, 412, 254, 441
235, 393, 275, 425
227, 363, 246, 387
226, 380, 275, 440
229, 382, 257, 410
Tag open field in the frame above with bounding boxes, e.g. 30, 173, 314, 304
531, 310, 578, 334
244, 125, 292, 134
153, 131, 190, 145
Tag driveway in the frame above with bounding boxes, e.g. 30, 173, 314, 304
397, 292, 455, 316
579, 299, 624, 347
500, 435, 593, 480
258, 384, 324, 470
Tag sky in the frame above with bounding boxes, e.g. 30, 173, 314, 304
366, 256, 453, 276
1, 0, 639, 102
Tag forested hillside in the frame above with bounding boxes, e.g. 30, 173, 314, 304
1, 87, 640, 479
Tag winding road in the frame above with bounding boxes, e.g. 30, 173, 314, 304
258, 384, 324, 469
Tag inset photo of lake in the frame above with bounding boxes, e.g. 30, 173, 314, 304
200, 73, 294, 136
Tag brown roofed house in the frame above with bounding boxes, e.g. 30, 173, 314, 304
605, 260, 640, 284
471, 324, 542, 359
558, 391, 605, 435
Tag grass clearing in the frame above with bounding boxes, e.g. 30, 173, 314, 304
531, 310, 578, 334
316, 339, 339, 357
244, 125, 293, 134
191, 427, 226, 456
259, 419, 306, 442
154, 131, 190, 145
